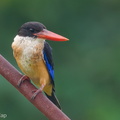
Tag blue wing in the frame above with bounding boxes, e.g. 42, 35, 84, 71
43, 42, 54, 86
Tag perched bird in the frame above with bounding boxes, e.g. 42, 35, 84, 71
12, 22, 69, 109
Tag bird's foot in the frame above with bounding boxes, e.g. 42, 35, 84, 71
31, 89, 42, 100
17, 75, 30, 87
31, 84, 45, 100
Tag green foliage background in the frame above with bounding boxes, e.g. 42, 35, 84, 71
0, 0, 120, 120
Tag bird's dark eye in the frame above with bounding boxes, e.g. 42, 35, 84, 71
29, 28, 35, 33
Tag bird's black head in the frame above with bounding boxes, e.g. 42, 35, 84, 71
18, 22, 46, 37
16, 21, 69, 41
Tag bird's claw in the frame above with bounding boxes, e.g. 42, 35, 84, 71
31, 89, 42, 100
17, 75, 30, 87
31, 84, 45, 100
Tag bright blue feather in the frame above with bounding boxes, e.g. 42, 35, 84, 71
43, 52, 54, 81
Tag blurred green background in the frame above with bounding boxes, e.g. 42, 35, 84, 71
0, 0, 120, 120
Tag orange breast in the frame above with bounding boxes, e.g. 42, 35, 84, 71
12, 39, 53, 95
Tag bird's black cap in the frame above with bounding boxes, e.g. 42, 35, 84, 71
18, 22, 46, 37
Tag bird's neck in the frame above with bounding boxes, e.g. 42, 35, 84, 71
12, 35, 45, 60
13, 35, 45, 47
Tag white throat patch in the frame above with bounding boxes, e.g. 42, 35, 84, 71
13, 35, 45, 47
12, 35, 45, 66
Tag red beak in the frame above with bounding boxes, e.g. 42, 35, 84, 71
34, 29, 69, 41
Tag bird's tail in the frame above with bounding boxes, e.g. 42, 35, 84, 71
45, 91, 61, 110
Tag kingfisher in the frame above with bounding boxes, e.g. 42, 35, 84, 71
12, 22, 69, 109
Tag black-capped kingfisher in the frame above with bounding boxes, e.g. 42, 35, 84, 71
12, 22, 69, 109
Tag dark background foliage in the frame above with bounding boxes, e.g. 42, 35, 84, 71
0, 0, 120, 120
